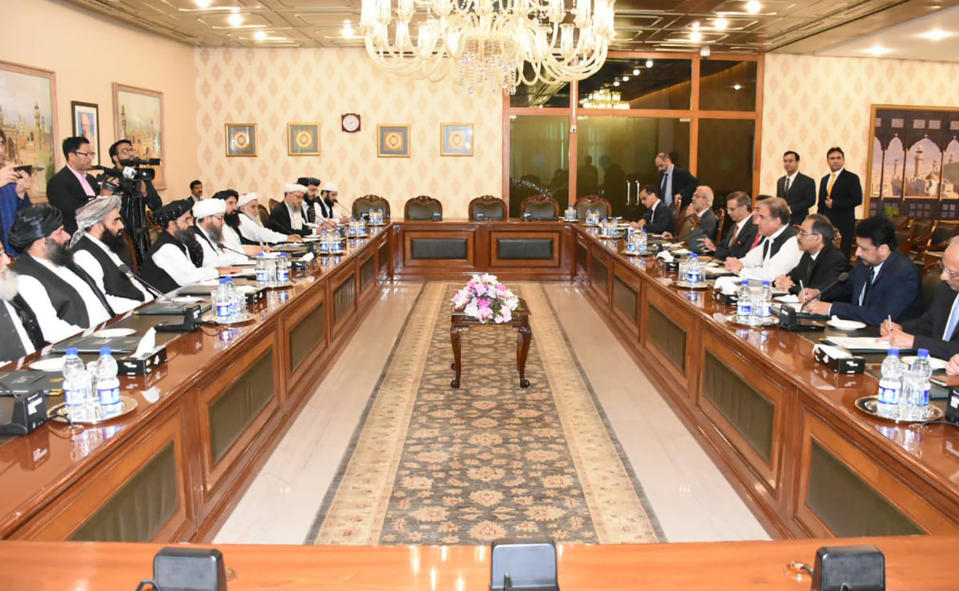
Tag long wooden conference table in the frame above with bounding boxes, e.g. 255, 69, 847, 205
0, 219, 957, 587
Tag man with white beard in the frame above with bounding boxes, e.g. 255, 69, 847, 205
236, 193, 301, 244
192, 198, 249, 266
0, 241, 44, 364
212, 189, 267, 255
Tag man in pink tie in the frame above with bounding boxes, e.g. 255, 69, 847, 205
46, 136, 101, 234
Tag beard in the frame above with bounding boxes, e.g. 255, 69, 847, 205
204, 224, 223, 244
173, 226, 197, 245
224, 212, 240, 228
46, 237, 73, 266
100, 227, 127, 253
0, 271, 18, 301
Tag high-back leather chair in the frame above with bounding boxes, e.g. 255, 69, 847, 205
520, 194, 559, 221
921, 262, 943, 311
404, 195, 443, 220
574, 195, 611, 219
927, 220, 959, 252
353, 194, 391, 220
269, 198, 282, 213
468, 195, 507, 221
257, 204, 270, 226
713, 207, 726, 242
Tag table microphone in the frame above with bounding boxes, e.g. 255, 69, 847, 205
800, 272, 848, 311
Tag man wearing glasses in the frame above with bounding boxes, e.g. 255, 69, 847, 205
697, 191, 757, 260
774, 214, 847, 295
881, 237, 959, 359
47, 136, 101, 234
192, 198, 249, 266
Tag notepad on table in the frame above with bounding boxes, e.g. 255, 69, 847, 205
823, 336, 891, 353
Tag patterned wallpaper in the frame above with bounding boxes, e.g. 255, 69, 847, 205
759, 53, 959, 211
193, 48, 501, 219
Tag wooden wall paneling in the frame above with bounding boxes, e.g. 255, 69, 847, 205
489, 230, 562, 267
10, 403, 195, 542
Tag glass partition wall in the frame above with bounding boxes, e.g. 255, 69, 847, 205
505, 53, 763, 219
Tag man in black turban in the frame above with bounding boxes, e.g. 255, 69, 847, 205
10, 205, 114, 343
139, 199, 223, 293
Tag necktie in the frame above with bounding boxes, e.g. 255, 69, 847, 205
784, 177, 791, 194
649, 204, 655, 224
751, 232, 762, 250
860, 267, 877, 306
944, 294, 959, 340
827, 173, 837, 197
0, 301, 27, 360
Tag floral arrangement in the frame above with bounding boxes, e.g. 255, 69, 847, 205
451, 273, 520, 324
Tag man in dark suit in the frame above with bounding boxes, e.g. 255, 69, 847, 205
805, 215, 920, 325
776, 150, 816, 226
655, 152, 698, 209
774, 214, 847, 295
817, 146, 862, 258
629, 185, 674, 235
699, 191, 757, 260
106, 139, 163, 264
268, 183, 311, 236
668, 185, 716, 243
881, 237, 959, 359
47, 136, 100, 234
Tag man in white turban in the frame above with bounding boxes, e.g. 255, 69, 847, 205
316, 181, 349, 225
193, 198, 249, 266
236, 193, 301, 244
268, 183, 314, 236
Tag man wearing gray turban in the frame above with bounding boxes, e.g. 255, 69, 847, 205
10, 205, 113, 343
139, 199, 221, 293
72, 196, 154, 314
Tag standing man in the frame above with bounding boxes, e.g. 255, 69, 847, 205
46, 136, 100, 234
776, 151, 816, 226
108, 139, 162, 264
0, 128, 32, 254
774, 214, 847, 295
698, 191, 757, 260
629, 185, 674, 235
655, 152, 698, 209
724, 197, 801, 282
817, 147, 862, 258
188, 180, 204, 203
804, 216, 920, 325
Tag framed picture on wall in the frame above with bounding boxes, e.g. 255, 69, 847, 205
0, 60, 58, 199
113, 83, 165, 189
377, 124, 410, 158
287, 123, 320, 156
71, 101, 100, 166
440, 123, 473, 157
226, 123, 257, 157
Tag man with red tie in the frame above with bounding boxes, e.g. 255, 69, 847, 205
817, 146, 861, 258
697, 191, 757, 260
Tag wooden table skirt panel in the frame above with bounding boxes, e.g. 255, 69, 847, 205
611, 264, 642, 336
284, 287, 328, 390
489, 230, 561, 267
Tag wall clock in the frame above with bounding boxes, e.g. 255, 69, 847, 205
341, 113, 361, 133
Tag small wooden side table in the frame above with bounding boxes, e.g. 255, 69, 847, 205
450, 299, 531, 389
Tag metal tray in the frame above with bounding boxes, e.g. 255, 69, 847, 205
854, 396, 944, 423
203, 312, 257, 325
48, 395, 138, 424
675, 280, 709, 290
726, 314, 779, 327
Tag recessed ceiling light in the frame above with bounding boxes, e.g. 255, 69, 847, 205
622, 75, 629, 81
690, 30, 703, 42
645, 59, 653, 68
632, 68, 640, 75
746, 1, 761, 14
253, 30, 266, 41
714, 17, 728, 30
733, 83, 742, 90
864, 44, 892, 56
613, 80, 620, 87
342, 19, 354, 38
227, 10, 243, 27
920, 29, 953, 41
194, 0, 212, 7
691, 21, 701, 31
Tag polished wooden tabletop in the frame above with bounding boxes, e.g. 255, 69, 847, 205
0, 227, 390, 537
0, 536, 955, 590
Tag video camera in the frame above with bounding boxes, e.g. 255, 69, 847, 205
93, 160, 159, 184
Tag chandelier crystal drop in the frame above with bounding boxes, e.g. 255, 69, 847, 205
359, 0, 616, 95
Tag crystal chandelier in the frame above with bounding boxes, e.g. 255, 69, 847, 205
359, 0, 616, 95
581, 88, 628, 109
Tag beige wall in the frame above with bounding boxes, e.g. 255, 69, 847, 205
1, 0, 199, 202
759, 53, 959, 211
193, 47, 502, 219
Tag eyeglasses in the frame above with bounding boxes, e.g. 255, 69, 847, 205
798, 230, 821, 237
939, 261, 959, 279
73, 151, 96, 158
118, 147, 137, 154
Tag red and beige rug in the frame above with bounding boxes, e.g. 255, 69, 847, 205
307, 282, 663, 545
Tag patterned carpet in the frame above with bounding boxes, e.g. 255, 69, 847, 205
307, 282, 664, 545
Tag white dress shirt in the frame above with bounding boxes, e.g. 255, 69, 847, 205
72, 234, 154, 315
738, 225, 802, 283
151, 240, 219, 288
195, 226, 248, 266
238, 212, 290, 244
783, 172, 798, 192
1, 300, 35, 362
732, 214, 752, 239
222, 223, 244, 253
17, 258, 113, 343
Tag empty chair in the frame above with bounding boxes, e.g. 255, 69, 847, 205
404, 195, 443, 220
574, 195, 611, 220
927, 220, 959, 252
520, 194, 559, 221
921, 262, 943, 311
469, 195, 507, 221
353, 194, 391, 220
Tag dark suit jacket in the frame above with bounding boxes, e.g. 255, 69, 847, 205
786, 244, 847, 295
823, 250, 921, 325
713, 215, 758, 260
697, 208, 718, 241
901, 282, 959, 360
46, 166, 100, 234
267, 202, 303, 236
777, 172, 816, 226
658, 166, 698, 209
641, 200, 674, 235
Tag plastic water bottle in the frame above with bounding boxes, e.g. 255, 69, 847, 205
214, 278, 232, 319
684, 253, 701, 285
256, 252, 268, 285
903, 349, 932, 421
737, 280, 752, 322
95, 346, 121, 414
63, 347, 90, 422
638, 227, 648, 253
277, 253, 290, 283
755, 280, 772, 323
877, 348, 903, 419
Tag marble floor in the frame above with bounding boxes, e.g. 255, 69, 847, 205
214, 282, 769, 544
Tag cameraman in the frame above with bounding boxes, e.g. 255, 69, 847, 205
106, 139, 162, 263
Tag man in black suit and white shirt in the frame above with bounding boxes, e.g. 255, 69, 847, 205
776, 151, 816, 226
47, 136, 100, 234
774, 214, 847, 295
629, 185, 674, 235
817, 146, 862, 258
655, 152, 698, 209
698, 191, 757, 260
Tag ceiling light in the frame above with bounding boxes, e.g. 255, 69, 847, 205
746, 1, 761, 14
632, 68, 640, 75
700, 46, 710, 58
864, 44, 892, 56
920, 29, 953, 41
714, 17, 728, 30
622, 75, 629, 81
227, 10, 242, 27
194, 0, 212, 7
645, 59, 653, 68
691, 21, 700, 31
690, 30, 703, 42
253, 30, 266, 41
342, 19, 354, 38
613, 80, 620, 87
733, 83, 742, 90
